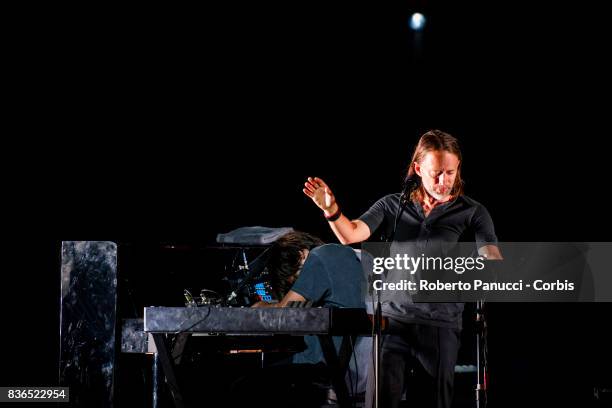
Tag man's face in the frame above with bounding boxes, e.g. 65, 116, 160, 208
414, 150, 460, 201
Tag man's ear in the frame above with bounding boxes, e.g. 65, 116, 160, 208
300, 249, 310, 264
414, 162, 422, 177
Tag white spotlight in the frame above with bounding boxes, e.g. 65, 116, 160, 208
409, 12, 426, 31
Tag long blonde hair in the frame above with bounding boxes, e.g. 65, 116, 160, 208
407, 129, 464, 202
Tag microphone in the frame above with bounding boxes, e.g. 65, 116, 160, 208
400, 173, 421, 205
389, 173, 421, 242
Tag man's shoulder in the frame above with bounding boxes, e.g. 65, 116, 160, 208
311, 243, 359, 259
457, 194, 488, 211
369, 193, 401, 211
309, 244, 363, 269
365, 193, 400, 206
380, 193, 401, 203
456, 195, 496, 227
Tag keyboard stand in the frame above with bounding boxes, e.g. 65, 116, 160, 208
151, 332, 355, 408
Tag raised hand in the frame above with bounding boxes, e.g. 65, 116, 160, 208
303, 177, 337, 214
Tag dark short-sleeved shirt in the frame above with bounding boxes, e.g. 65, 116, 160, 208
290, 243, 366, 364
358, 193, 498, 328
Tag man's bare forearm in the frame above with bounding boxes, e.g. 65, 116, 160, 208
252, 301, 281, 308
328, 214, 360, 245
325, 204, 371, 244
251, 290, 306, 308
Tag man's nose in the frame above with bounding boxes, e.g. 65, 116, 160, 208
437, 173, 445, 185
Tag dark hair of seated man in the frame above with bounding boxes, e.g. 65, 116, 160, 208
266, 231, 324, 300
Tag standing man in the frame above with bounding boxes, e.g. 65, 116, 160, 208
303, 129, 502, 408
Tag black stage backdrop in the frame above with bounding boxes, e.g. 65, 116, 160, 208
3, 2, 611, 407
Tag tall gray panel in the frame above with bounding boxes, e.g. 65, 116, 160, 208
59, 241, 118, 407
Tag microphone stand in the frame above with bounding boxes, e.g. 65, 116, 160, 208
372, 181, 415, 408
372, 282, 382, 408
475, 258, 500, 408
475, 300, 488, 407
226, 247, 272, 305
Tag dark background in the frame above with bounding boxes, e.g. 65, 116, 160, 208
4, 1, 611, 407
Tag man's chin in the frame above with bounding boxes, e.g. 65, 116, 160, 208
428, 191, 451, 201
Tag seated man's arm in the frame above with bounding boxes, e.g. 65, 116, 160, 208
252, 290, 306, 308
253, 247, 327, 308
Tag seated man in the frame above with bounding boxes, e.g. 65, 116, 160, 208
234, 231, 370, 406
255, 231, 368, 365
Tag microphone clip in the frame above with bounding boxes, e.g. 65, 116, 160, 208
400, 174, 421, 205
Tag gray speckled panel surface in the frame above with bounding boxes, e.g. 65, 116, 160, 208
59, 241, 117, 408
144, 306, 331, 334
121, 318, 147, 353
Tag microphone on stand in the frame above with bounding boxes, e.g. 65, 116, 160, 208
391, 174, 421, 242
372, 173, 421, 408
399, 173, 421, 207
